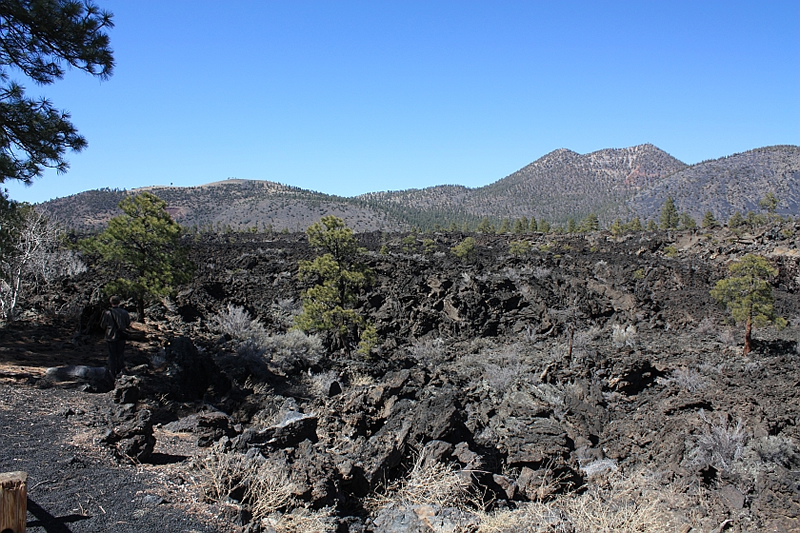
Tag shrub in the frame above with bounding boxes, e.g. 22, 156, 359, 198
532, 266, 551, 280
451, 237, 476, 259
611, 324, 636, 349
407, 337, 445, 362
688, 410, 747, 474
749, 435, 800, 469
571, 326, 601, 359
483, 361, 521, 392
657, 367, 706, 393
693, 317, 716, 336
264, 329, 324, 374
579, 458, 618, 478
209, 303, 266, 341
508, 240, 531, 257
193, 441, 251, 502
270, 298, 301, 329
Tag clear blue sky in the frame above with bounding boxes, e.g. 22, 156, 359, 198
4, 0, 799, 204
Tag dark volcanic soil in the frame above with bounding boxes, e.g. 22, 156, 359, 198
0, 321, 231, 532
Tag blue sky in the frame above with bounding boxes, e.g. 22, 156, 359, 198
4, 0, 799, 204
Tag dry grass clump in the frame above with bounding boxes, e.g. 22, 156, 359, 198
394, 454, 473, 508
477, 470, 698, 533
194, 444, 337, 531
193, 444, 296, 520
192, 441, 251, 502
247, 460, 296, 520
371, 453, 474, 512
261, 507, 336, 533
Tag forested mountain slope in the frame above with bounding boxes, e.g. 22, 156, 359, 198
41, 145, 800, 232
627, 145, 800, 221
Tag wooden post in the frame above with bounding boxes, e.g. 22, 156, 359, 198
0, 471, 27, 533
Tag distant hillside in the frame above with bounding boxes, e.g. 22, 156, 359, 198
627, 145, 800, 223
40, 144, 800, 232
43, 180, 410, 233
360, 144, 686, 226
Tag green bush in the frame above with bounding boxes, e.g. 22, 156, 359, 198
451, 237, 476, 259
508, 240, 531, 257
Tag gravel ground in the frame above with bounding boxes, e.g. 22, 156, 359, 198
0, 382, 230, 533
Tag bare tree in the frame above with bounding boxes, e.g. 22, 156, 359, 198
0, 208, 84, 320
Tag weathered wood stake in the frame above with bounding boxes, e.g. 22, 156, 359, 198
0, 471, 27, 533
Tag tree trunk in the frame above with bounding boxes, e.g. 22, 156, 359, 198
743, 317, 752, 355
137, 297, 145, 323
0, 471, 27, 533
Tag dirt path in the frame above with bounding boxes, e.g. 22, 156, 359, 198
0, 382, 230, 533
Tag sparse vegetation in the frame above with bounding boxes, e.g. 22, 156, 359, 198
1, 206, 83, 320
295, 216, 374, 352
659, 197, 680, 230
377, 453, 473, 509
611, 324, 636, 348
687, 410, 747, 474
477, 470, 698, 533
451, 236, 477, 259
508, 240, 531, 257
710, 253, 786, 354
81, 191, 194, 320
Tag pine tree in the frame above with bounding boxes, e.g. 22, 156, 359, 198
627, 216, 643, 232
476, 217, 494, 234
659, 197, 679, 230
701, 211, 718, 228
582, 213, 599, 232
0, 0, 114, 184
728, 211, 744, 229
710, 254, 786, 355
295, 216, 373, 352
82, 192, 193, 320
758, 192, 778, 214
567, 218, 578, 233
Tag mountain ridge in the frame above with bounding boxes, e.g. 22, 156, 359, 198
40, 144, 800, 232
